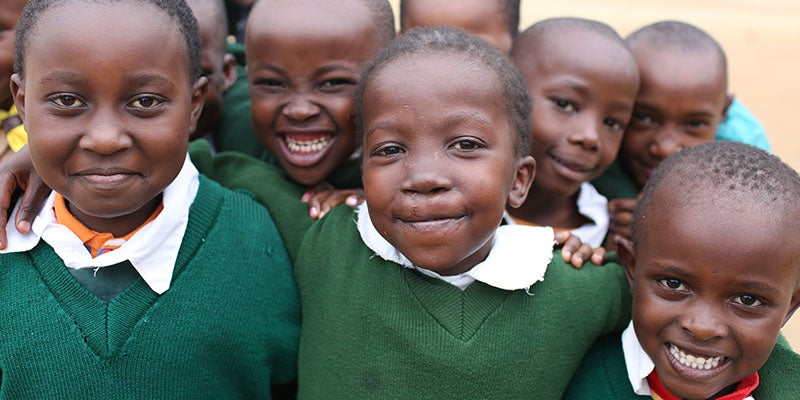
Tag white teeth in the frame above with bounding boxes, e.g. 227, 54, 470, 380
285, 136, 331, 153
669, 344, 723, 371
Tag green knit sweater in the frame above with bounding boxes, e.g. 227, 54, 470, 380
563, 334, 800, 399
591, 158, 640, 201
293, 205, 632, 399
0, 176, 301, 399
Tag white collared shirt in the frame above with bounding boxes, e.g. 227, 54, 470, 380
1, 154, 199, 295
355, 204, 555, 291
503, 182, 609, 248
621, 321, 755, 400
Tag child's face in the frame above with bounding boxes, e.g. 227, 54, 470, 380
191, 0, 236, 139
619, 187, 800, 400
518, 32, 637, 197
620, 46, 730, 189
401, 0, 513, 54
12, 2, 205, 235
246, 1, 383, 186
0, 0, 27, 110
361, 52, 535, 276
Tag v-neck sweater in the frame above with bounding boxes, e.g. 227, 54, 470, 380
563, 334, 800, 399
0, 176, 301, 399
293, 205, 632, 399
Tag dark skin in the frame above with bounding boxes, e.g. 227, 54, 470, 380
607, 39, 732, 252
12, 2, 206, 236
508, 28, 638, 237
618, 183, 800, 399
0, 0, 27, 110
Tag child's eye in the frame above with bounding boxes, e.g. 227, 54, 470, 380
631, 111, 653, 124
320, 78, 353, 90
451, 139, 483, 150
733, 294, 764, 308
686, 119, 709, 129
51, 94, 85, 108
552, 97, 576, 112
603, 117, 625, 131
658, 278, 687, 291
129, 96, 162, 109
372, 144, 405, 157
254, 78, 284, 88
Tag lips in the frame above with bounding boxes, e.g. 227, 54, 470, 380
277, 131, 336, 167
75, 167, 138, 190
664, 343, 731, 380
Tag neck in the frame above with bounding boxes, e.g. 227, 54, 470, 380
507, 183, 588, 229
67, 195, 163, 237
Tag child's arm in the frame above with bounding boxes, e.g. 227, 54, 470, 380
0, 145, 52, 249
605, 197, 637, 252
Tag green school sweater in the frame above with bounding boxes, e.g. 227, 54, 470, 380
293, 205, 633, 399
563, 334, 800, 399
189, 140, 312, 262
591, 158, 640, 201
0, 176, 301, 399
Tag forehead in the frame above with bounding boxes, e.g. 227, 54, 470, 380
404, 0, 504, 27
0, 0, 26, 25
638, 184, 800, 280
525, 29, 635, 79
25, 2, 188, 78
364, 52, 510, 131
633, 45, 726, 99
247, 0, 380, 53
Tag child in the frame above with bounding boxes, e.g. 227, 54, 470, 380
1, 0, 300, 397
291, 27, 631, 399
0, 0, 28, 161
591, 21, 741, 248
399, 0, 519, 53
506, 18, 639, 249
564, 141, 800, 399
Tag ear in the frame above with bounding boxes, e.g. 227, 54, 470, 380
506, 155, 536, 208
188, 76, 209, 136
221, 53, 238, 93
782, 283, 800, 326
616, 236, 636, 289
10, 74, 26, 122
721, 93, 734, 119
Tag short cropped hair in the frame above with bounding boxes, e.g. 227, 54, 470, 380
360, 0, 397, 45
626, 20, 727, 84
356, 27, 531, 156
15, 0, 202, 82
633, 141, 800, 245
399, 0, 520, 38
512, 17, 626, 62
187, 0, 229, 51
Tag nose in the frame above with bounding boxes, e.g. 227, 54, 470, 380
679, 302, 729, 341
567, 116, 600, 151
283, 92, 321, 121
79, 108, 132, 155
649, 129, 683, 160
401, 151, 453, 195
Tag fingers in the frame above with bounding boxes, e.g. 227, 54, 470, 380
590, 246, 608, 265
305, 187, 365, 219
15, 176, 52, 234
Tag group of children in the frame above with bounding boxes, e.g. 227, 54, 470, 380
0, 0, 797, 398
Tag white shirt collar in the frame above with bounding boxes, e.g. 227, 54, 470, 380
1, 154, 199, 295
621, 321, 755, 400
503, 182, 609, 248
355, 203, 554, 291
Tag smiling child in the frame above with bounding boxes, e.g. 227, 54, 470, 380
565, 141, 800, 399
506, 18, 639, 248
0, 0, 300, 396
291, 27, 631, 399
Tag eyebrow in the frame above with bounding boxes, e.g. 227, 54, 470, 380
129, 73, 176, 89
366, 111, 494, 138
40, 71, 86, 86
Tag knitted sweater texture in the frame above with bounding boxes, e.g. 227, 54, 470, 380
563, 334, 800, 399
0, 176, 301, 399
293, 206, 632, 400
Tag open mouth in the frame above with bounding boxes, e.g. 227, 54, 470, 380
669, 344, 725, 370
278, 132, 336, 167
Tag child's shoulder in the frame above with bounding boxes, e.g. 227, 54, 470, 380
756, 341, 800, 398
591, 158, 639, 200
563, 334, 642, 400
